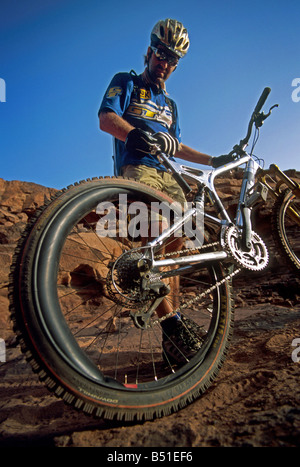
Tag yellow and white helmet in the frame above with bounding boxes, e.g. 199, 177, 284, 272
151, 18, 190, 58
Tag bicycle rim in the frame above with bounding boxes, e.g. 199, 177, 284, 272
274, 190, 300, 270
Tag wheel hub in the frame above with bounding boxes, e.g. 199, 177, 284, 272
106, 248, 169, 309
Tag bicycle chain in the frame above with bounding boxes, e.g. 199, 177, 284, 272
152, 240, 241, 324
152, 266, 240, 326
153, 241, 220, 259
106, 241, 219, 307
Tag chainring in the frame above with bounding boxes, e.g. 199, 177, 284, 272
225, 226, 269, 271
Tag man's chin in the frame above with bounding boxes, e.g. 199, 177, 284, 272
156, 77, 165, 85
152, 73, 166, 85
147, 69, 167, 88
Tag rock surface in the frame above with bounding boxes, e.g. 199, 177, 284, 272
0, 174, 299, 447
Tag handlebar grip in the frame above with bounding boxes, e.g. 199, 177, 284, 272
253, 87, 271, 114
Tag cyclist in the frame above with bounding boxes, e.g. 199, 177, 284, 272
98, 18, 233, 365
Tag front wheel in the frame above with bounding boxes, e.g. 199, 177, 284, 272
10, 177, 234, 421
273, 189, 300, 271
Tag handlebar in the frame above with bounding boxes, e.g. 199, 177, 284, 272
253, 87, 271, 114
229, 86, 278, 158
159, 86, 277, 191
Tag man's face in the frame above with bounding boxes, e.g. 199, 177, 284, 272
147, 46, 179, 85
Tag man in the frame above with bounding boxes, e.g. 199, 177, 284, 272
98, 18, 232, 365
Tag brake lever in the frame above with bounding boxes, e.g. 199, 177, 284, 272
254, 104, 279, 128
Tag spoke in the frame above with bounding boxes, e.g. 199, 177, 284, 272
147, 328, 158, 381
61, 252, 104, 265
58, 280, 100, 299
62, 291, 101, 317
72, 304, 115, 338
80, 215, 130, 257
95, 304, 122, 366
151, 323, 175, 374
134, 330, 144, 384
114, 317, 122, 380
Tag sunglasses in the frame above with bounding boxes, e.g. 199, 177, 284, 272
150, 46, 179, 67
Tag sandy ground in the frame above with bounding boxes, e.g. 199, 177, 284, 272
1, 302, 299, 448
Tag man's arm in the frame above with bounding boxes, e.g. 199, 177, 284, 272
99, 110, 134, 142
176, 143, 213, 166
99, 111, 214, 167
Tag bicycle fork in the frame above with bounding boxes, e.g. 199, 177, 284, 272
235, 158, 262, 251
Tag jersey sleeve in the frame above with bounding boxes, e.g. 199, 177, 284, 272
169, 98, 181, 143
98, 73, 133, 117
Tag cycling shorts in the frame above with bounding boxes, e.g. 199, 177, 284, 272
122, 164, 186, 206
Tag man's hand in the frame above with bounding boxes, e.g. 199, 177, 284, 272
125, 128, 180, 158
211, 153, 236, 168
125, 128, 159, 157
153, 132, 179, 157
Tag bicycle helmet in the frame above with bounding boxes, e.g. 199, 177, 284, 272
151, 19, 190, 59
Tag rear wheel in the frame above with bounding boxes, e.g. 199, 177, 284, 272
10, 177, 234, 421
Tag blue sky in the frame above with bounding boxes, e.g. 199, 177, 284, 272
1, 0, 299, 189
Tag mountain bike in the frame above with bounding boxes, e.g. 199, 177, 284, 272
9, 87, 299, 421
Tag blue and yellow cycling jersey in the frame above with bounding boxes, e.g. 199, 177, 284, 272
98, 72, 181, 175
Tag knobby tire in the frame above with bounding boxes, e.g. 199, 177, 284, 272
9, 177, 234, 421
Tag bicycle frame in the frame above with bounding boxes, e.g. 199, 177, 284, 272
145, 152, 261, 274
141, 86, 288, 275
